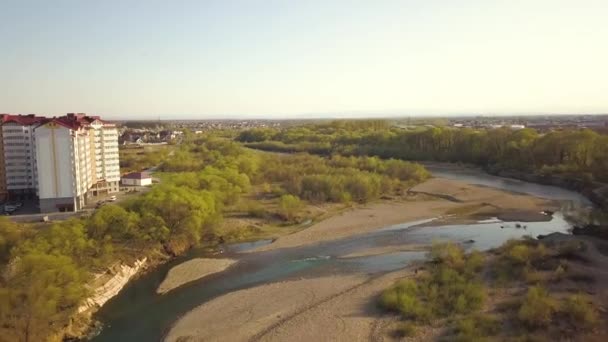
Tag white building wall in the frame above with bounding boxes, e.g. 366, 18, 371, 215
121, 178, 137, 186
101, 127, 120, 184
139, 178, 152, 186
121, 177, 152, 186
35, 124, 76, 200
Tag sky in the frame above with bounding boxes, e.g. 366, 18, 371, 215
1, 0, 607, 119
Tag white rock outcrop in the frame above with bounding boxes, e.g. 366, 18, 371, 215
78, 258, 147, 313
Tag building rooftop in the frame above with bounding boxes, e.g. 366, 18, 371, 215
1, 114, 46, 125
122, 172, 151, 180
0, 113, 115, 130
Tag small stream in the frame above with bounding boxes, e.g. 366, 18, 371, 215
90, 167, 592, 342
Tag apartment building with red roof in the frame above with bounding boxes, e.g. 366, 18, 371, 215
0, 113, 120, 212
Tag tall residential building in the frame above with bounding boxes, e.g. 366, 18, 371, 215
35, 113, 120, 212
0, 113, 120, 212
0, 114, 46, 200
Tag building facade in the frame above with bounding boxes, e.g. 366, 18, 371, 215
0, 113, 120, 212
0, 114, 45, 200
35, 113, 120, 212
121, 172, 152, 186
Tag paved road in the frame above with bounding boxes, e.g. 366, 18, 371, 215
10, 210, 92, 223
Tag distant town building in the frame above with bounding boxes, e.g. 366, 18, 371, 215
121, 172, 152, 186
0, 113, 120, 212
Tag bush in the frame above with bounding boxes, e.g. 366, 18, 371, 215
494, 240, 550, 283
380, 280, 428, 321
561, 293, 599, 329
508, 244, 531, 264
464, 250, 485, 276
553, 264, 567, 281
523, 266, 544, 284
381, 245, 487, 323
277, 194, 303, 221
246, 202, 268, 219
518, 286, 557, 329
454, 314, 500, 342
429, 242, 465, 270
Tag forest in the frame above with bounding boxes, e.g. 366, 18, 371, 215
238, 121, 608, 184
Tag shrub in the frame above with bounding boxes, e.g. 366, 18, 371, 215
493, 240, 550, 283
454, 314, 500, 342
561, 293, 599, 329
523, 266, 544, 284
508, 244, 531, 264
381, 248, 486, 323
380, 279, 434, 322
246, 201, 268, 219
464, 250, 485, 276
553, 264, 567, 281
518, 286, 557, 329
429, 242, 465, 270
277, 194, 303, 221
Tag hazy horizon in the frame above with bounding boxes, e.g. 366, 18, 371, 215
109, 111, 608, 121
2, 0, 607, 118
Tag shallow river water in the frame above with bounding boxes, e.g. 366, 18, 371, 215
90, 167, 591, 342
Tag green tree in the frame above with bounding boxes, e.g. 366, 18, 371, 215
88, 205, 140, 241
0, 253, 88, 342
0, 217, 24, 264
278, 195, 303, 221
130, 185, 220, 243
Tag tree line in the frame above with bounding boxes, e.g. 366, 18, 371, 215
258, 153, 429, 203
237, 121, 608, 183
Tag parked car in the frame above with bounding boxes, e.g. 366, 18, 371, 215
109, 196, 117, 202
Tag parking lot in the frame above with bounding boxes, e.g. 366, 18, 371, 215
1, 198, 39, 216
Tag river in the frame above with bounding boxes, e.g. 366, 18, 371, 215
90, 166, 591, 342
